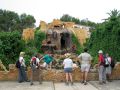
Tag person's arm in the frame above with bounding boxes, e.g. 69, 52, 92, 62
78, 54, 82, 63
63, 60, 65, 66
40, 56, 44, 61
98, 55, 102, 66
89, 55, 92, 64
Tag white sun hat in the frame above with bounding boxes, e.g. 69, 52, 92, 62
98, 50, 103, 53
64, 53, 71, 58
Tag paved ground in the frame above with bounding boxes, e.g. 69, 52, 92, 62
0, 80, 120, 90
90, 80, 120, 90
0, 81, 97, 90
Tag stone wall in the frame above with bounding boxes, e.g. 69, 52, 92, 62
0, 64, 120, 81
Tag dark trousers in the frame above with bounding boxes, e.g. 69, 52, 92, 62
18, 66, 28, 82
30, 66, 42, 84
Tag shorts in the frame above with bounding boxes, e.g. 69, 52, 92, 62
81, 64, 90, 72
64, 68, 72, 73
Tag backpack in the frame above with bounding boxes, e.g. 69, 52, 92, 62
103, 58, 110, 67
100, 55, 109, 67
31, 57, 39, 69
110, 58, 115, 69
15, 60, 21, 68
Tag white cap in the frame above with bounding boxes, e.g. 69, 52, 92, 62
98, 50, 103, 53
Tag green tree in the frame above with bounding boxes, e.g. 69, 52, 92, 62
0, 9, 20, 32
20, 13, 36, 29
60, 14, 96, 27
0, 9, 36, 32
85, 9, 120, 62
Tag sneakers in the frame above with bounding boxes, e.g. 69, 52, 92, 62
25, 80, 30, 82
80, 80, 88, 85
80, 80, 84, 84
65, 82, 69, 85
65, 82, 74, 85
30, 83, 34, 85
18, 81, 24, 83
71, 82, 74, 85
99, 82, 103, 85
84, 81, 88, 85
39, 82, 42, 84
103, 81, 106, 84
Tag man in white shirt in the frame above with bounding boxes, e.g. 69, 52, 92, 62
78, 48, 92, 85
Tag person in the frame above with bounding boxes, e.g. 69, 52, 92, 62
18, 52, 29, 83
40, 52, 53, 69
105, 53, 112, 82
30, 53, 42, 85
78, 48, 92, 85
98, 50, 106, 84
63, 53, 73, 85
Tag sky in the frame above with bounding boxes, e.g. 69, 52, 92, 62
0, 0, 120, 27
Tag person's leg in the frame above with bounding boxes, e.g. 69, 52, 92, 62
20, 66, 26, 81
39, 68, 42, 84
84, 71, 88, 85
69, 73, 73, 85
22, 67, 28, 81
30, 67, 34, 85
18, 68, 23, 83
103, 66, 106, 83
81, 72, 85, 83
81, 64, 85, 83
84, 64, 90, 85
49, 62, 52, 70
107, 66, 112, 82
65, 73, 69, 85
98, 66, 104, 84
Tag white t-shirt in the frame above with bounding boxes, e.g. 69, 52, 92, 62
19, 56, 26, 67
36, 58, 40, 64
31, 57, 40, 65
63, 58, 73, 68
105, 57, 111, 64
78, 52, 92, 65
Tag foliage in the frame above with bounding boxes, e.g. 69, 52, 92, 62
60, 14, 96, 27
60, 14, 80, 24
23, 30, 46, 66
71, 34, 83, 54
0, 9, 36, 32
20, 13, 36, 29
0, 29, 46, 68
34, 30, 46, 53
85, 9, 120, 62
0, 31, 25, 69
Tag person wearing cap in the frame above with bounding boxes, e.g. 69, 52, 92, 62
78, 48, 92, 85
63, 53, 73, 85
18, 52, 29, 83
30, 53, 42, 85
98, 50, 106, 84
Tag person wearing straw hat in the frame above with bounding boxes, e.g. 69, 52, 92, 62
63, 53, 73, 85
18, 52, 29, 83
